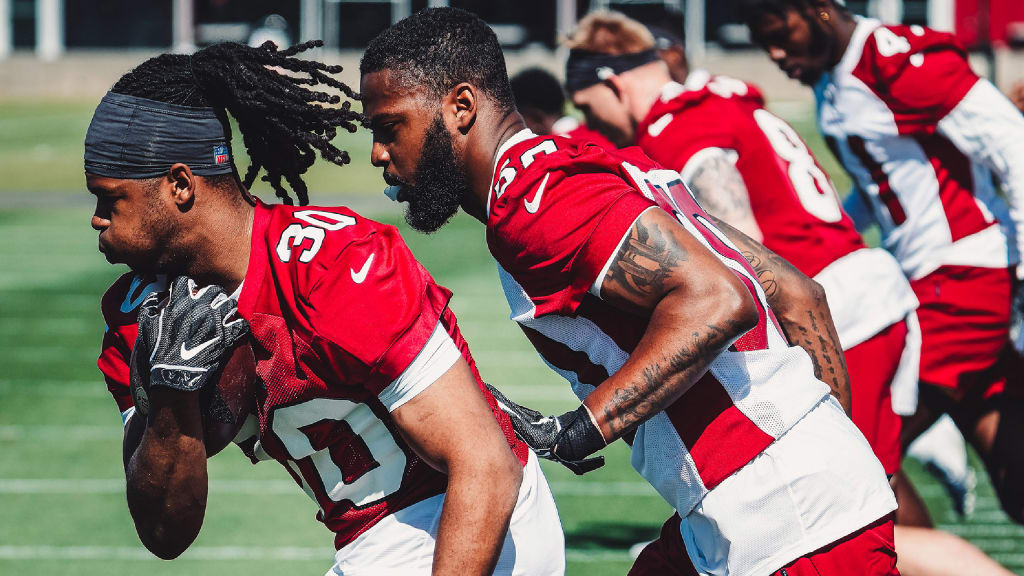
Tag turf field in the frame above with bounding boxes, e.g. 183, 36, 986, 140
1, 99, 1022, 575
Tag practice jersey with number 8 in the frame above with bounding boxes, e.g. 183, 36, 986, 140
98, 201, 529, 549
636, 72, 866, 278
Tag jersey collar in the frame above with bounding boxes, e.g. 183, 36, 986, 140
835, 16, 881, 77
488, 127, 536, 215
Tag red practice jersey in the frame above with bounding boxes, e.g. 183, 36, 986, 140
486, 130, 894, 574
636, 72, 865, 278
818, 18, 1021, 280
99, 202, 529, 549
488, 129, 827, 509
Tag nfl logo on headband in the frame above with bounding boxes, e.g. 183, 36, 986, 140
213, 144, 230, 165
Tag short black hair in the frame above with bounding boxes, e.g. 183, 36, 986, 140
738, 0, 847, 26
111, 40, 360, 206
360, 7, 515, 110
510, 68, 565, 118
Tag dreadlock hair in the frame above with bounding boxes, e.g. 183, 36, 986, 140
360, 7, 516, 112
111, 40, 361, 206
510, 68, 565, 118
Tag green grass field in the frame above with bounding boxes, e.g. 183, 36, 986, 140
1, 99, 1022, 575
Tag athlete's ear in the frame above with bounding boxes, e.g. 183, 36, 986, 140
167, 163, 197, 208
606, 76, 627, 104
450, 82, 477, 135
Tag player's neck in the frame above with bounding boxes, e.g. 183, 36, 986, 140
628, 65, 673, 126
464, 108, 526, 224
186, 199, 254, 293
828, 12, 858, 69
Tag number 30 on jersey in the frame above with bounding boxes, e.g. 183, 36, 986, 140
276, 210, 357, 263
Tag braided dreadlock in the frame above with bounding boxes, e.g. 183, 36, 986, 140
111, 40, 361, 206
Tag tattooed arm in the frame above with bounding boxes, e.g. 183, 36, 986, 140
681, 148, 764, 243
582, 208, 759, 441
707, 215, 852, 416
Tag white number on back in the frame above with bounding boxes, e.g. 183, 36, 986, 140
753, 109, 842, 223
276, 210, 357, 263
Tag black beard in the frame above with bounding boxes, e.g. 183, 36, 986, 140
402, 115, 471, 234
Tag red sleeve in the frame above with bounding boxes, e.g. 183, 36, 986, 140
97, 273, 165, 413
488, 142, 657, 317
854, 25, 979, 135
307, 226, 453, 395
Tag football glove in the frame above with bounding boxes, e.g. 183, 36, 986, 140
135, 276, 250, 393
485, 382, 606, 475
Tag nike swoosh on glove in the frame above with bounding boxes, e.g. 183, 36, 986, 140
136, 276, 250, 393
485, 382, 606, 475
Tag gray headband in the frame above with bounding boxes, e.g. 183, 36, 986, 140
84, 92, 234, 179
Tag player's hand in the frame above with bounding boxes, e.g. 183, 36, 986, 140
135, 276, 249, 393
484, 382, 606, 475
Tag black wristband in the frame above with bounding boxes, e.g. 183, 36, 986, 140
554, 405, 607, 462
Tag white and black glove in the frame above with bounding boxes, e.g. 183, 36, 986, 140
134, 276, 249, 394
485, 382, 606, 475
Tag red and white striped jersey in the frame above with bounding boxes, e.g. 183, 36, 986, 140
99, 202, 529, 549
817, 18, 1024, 280
486, 129, 895, 575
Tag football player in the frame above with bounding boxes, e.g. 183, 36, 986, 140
361, 8, 900, 575
88, 41, 564, 575
742, 0, 1024, 533
566, 11, 1015, 575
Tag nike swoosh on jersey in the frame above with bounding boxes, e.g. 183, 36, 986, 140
524, 173, 550, 214
350, 253, 375, 284
180, 337, 220, 361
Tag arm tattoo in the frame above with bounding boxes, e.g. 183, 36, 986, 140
740, 250, 780, 301
686, 151, 756, 229
603, 217, 687, 307
601, 319, 742, 438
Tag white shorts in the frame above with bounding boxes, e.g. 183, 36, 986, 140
325, 451, 565, 575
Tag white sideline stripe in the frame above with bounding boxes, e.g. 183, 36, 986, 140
0, 478, 659, 497
0, 546, 630, 563
0, 425, 121, 441
940, 524, 1024, 537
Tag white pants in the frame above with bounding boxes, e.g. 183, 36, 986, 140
326, 451, 565, 575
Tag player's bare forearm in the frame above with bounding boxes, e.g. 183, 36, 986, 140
432, 456, 519, 575
392, 360, 521, 575
124, 387, 209, 560
588, 209, 759, 440
709, 215, 853, 416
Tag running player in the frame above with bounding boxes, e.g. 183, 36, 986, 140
742, 0, 1024, 530
361, 8, 898, 575
88, 41, 563, 575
